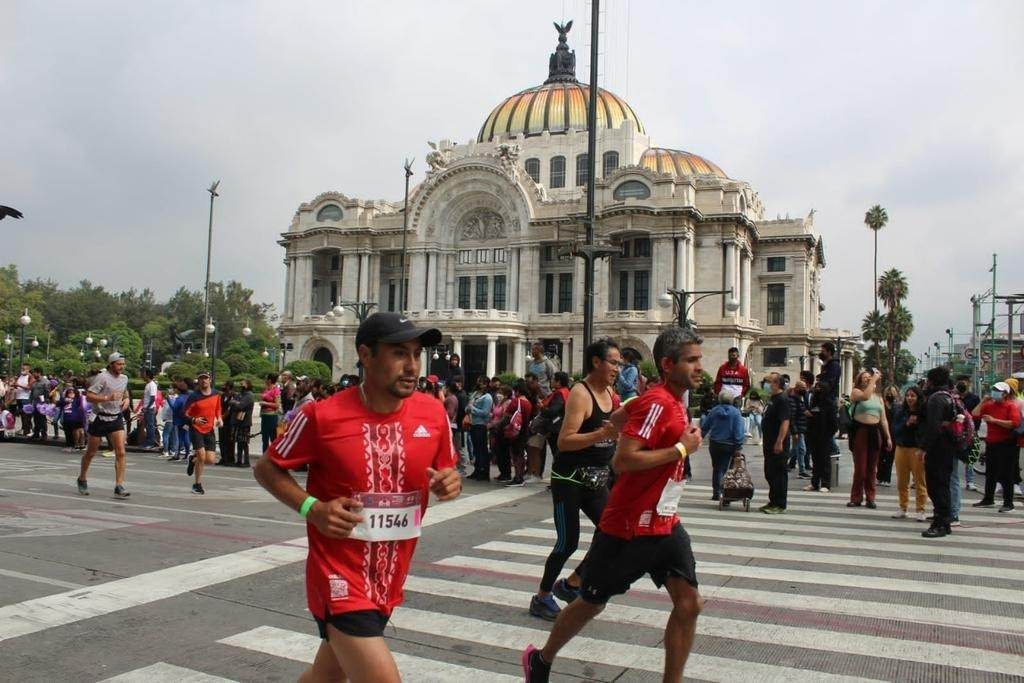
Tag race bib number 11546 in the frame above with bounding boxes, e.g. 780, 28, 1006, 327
350, 491, 422, 542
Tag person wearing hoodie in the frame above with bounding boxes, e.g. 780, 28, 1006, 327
700, 390, 746, 501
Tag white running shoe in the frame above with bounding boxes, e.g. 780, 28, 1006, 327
950, 519, 962, 528
892, 509, 907, 519
522, 474, 539, 484
819, 487, 830, 493
966, 483, 979, 492
916, 511, 927, 522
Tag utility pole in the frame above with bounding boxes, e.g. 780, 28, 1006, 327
581, 0, 600, 349
203, 180, 220, 355
400, 159, 413, 313
990, 253, 997, 386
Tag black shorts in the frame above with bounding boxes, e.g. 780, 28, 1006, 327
89, 416, 125, 438
316, 610, 390, 639
580, 523, 698, 605
190, 429, 216, 452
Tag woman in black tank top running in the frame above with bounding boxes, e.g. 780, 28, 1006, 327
529, 339, 622, 622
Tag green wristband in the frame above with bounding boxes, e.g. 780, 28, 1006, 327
298, 495, 318, 518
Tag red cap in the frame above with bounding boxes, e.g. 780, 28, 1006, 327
426, 374, 439, 384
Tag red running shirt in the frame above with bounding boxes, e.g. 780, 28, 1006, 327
599, 384, 687, 539
266, 388, 456, 619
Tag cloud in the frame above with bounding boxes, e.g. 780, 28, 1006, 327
2, 0, 1022, 361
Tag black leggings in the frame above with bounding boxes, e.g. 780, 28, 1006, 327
539, 475, 608, 592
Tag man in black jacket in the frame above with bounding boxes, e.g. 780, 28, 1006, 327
787, 371, 812, 477
921, 366, 956, 538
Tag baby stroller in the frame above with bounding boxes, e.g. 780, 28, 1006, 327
720, 452, 754, 511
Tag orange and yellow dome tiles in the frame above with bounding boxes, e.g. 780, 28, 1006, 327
639, 147, 727, 179
477, 81, 645, 143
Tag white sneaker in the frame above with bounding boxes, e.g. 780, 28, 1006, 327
966, 483, 979, 492
951, 519, 962, 528
1016, 485, 1024, 497
522, 474, 539, 484
892, 509, 907, 519
916, 511, 927, 522
819, 487, 830, 493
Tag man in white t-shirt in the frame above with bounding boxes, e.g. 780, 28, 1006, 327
14, 363, 32, 436
141, 368, 159, 450
78, 353, 131, 498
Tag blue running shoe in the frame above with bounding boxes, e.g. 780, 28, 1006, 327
528, 594, 560, 621
552, 578, 581, 603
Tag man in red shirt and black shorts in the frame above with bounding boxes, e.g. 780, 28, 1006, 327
524, 326, 705, 682
254, 312, 461, 683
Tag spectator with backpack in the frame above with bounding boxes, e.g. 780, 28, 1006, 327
971, 381, 1021, 513
504, 379, 533, 486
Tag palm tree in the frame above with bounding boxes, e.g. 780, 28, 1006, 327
878, 268, 909, 386
864, 205, 888, 314
887, 304, 914, 385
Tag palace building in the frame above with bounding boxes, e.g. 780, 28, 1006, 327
276, 23, 857, 391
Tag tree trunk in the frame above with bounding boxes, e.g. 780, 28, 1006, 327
873, 230, 879, 315
887, 316, 896, 388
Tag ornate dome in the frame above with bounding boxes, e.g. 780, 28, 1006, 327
639, 147, 727, 178
477, 21, 644, 143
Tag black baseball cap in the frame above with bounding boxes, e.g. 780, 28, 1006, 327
355, 312, 441, 350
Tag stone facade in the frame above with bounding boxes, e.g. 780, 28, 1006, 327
276, 25, 856, 393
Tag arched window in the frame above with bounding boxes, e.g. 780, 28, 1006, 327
550, 156, 566, 188
575, 154, 589, 187
525, 158, 541, 183
602, 151, 619, 177
613, 180, 651, 200
316, 204, 343, 221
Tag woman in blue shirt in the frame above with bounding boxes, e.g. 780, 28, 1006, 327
701, 390, 747, 500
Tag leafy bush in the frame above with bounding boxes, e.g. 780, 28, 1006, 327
639, 360, 658, 380
497, 372, 519, 387
163, 361, 196, 380
284, 360, 332, 381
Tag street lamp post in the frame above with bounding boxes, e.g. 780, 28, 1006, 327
337, 301, 378, 378
206, 319, 219, 386
399, 160, 413, 313
18, 308, 30, 368
657, 288, 739, 330
203, 180, 220, 356
4, 333, 12, 375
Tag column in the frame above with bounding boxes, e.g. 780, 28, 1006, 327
595, 255, 610, 315
561, 337, 573, 374
358, 253, 370, 301
284, 257, 295, 320
519, 246, 540, 315
425, 252, 438, 310
513, 340, 526, 377
451, 336, 463, 360
420, 349, 428, 375
741, 252, 752, 320
843, 354, 854, 396
723, 242, 737, 311
574, 254, 586, 311
341, 253, 359, 302
409, 253, 427, 310
651, 236, 673, 310
486, 336, 498, 378
674, 238, 686, 289
508, 248, 520, 312
444, 254, 455, 309
294, 254, 313, 317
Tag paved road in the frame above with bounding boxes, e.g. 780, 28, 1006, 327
0, 441, 1022, 682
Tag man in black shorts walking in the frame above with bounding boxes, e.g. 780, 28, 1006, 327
525, 326, 705, 682
78, 353, 131, 498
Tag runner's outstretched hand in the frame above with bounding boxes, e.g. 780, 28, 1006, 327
307, 497, 364, 539
427, 467, 461, 501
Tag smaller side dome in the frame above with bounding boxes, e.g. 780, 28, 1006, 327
640, 148, 727, 179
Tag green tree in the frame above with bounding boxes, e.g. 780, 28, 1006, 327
864, 204, 888, 315
878, 269, 911, 387
285, 359, 332, 381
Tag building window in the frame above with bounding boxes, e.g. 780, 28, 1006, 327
767, 256, 786, 272
544, 245, 568, 261
618, 272, 629, 310
603, 151, 619, 177
316, 204, 343, 221
550, 156, 566, 188
475, 275, 489, 309
558, 273, 573, 313
330, 254, 339, 271
384, 252, 400, 268
493, 275, 506, 310
620, 241, 630, 258
634, 238, 651, 257
613, 180, 651, 200
633, 270, 650, 310
329, 282, 338, 306
493, 248, 507, 263
458, 249, 473, 264
476, 249, 490, 264
575, 154, 588, 187
544, 274, 555, 313
525, 158, 541, 183
457, 277, 471, 308
763, 347, 788, 367
767, 283, 785, 325
387, 280, 397, 312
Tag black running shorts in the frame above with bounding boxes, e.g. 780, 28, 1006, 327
89, 416, 125, 438
190, 428, 216, 452
316, 609, 390, 639
579, 523, 698, 605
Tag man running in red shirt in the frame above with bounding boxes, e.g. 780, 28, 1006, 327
254, 313, 461, 683
712, 346, 750, 402
524, 326, 705, 682
184, 371, 220, 495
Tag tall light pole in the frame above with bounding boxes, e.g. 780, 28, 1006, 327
399, 160, 414, 313
658, 288, 739, 331
18, 308, 30, 367
206, 319, 218, 386
4, 334, 12, 375
581, 0, 600, 349
203, 180, 220, 355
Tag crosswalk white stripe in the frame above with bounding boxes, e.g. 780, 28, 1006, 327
218, 625, 521, 682
518, 525, 1024, 564
99, 662, 237, 682
474, 540, 1024, 603
392, 606, 878, 682
0, 567, 84, 589
543, 515, 1024, 555
404, 575, 1024, 677
434, 556, 1024, 635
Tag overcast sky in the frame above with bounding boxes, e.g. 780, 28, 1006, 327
4, 0, 1022, 360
